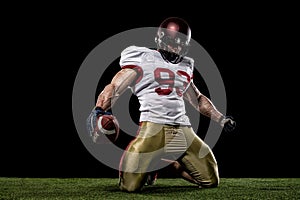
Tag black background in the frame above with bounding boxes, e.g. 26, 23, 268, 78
2, 4, 298, 178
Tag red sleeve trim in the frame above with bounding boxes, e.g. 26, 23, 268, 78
121, 65, 143, 84
121, 65, 138, 70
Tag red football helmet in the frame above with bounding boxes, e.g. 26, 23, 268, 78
155, 17, 191, 64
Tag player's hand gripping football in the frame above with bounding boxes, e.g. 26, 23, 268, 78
86, 107, 111, 137
219, 116, 236, 133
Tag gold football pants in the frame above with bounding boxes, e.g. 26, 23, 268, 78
119, 122, 219, 192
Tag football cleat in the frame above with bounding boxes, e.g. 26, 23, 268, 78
145, 172, 158, 186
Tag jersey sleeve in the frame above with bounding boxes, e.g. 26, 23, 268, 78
184, 56, 194, 80
119, 46, 146, 85
119, 45, 144, 68
190, 58, 195, 80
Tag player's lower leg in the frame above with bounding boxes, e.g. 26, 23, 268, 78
161, 158, 198, 185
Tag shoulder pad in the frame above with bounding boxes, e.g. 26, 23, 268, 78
120, 46, 152, 67
182, 56, 194, 68
121, 45, 152, 55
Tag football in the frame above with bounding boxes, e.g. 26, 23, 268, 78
96, 114, 120, 143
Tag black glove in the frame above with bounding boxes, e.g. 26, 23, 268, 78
220, 116, 236, 133
86, 107, 111, 137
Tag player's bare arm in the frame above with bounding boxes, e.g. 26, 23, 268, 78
183, 81, 236, 131
184, 82, 224, 122
96, 68, 137, 111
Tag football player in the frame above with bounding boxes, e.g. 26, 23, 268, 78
88, 17, 236, 192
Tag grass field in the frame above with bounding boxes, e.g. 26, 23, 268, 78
0, 177, 299, 199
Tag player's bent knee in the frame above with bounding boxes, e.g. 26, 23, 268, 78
201, 176, 219, 188
120, 185, 141, 193
209, 176, 219, 188
119, 181, 143, 193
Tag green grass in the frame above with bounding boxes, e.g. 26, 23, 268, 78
0, 178, 299, 199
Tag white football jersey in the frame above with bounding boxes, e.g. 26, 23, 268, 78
119, 46, 194, 126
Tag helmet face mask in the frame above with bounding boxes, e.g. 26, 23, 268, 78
155, 17, 191, 64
